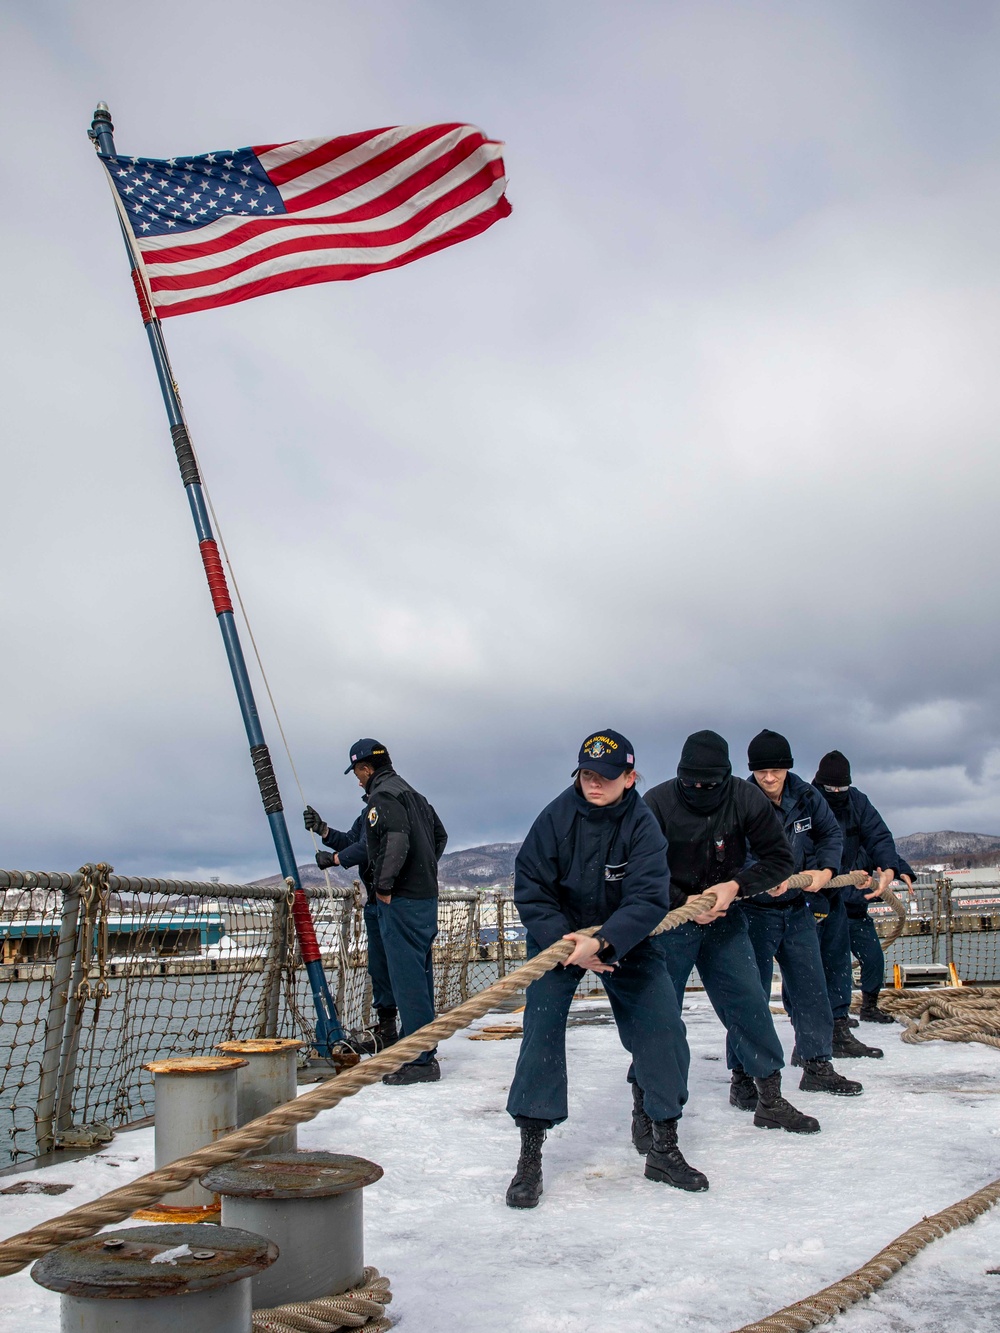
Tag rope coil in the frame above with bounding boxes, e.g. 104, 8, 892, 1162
253, 1267, 391, 1332
879, 986, 1000, 1051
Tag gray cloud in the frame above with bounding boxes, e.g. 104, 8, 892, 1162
2, 1, 999, 880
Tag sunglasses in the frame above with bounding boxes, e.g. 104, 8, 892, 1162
679, 779, 722, 790
822, 785, 850, 793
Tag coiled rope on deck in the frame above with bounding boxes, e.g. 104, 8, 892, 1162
878, 985, 1000, 1051
253, 1266, 391, 1332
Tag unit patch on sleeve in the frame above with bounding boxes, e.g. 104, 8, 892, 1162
367, 807, 379, 827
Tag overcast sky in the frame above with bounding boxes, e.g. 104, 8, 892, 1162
2, 1, 999, 882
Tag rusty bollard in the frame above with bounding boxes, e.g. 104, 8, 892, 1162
202, 1151, 382, 1308
31, 1224, 276, 1332
134, 1056, 247, 1222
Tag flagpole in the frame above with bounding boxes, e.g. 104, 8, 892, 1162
88, 102, 344, 1053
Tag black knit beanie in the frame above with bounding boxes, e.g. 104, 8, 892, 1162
814, 750, 851, 787
677, 730, 732, 783
747, 729, 794, 771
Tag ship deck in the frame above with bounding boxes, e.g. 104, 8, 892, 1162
1, 996, 998, 1332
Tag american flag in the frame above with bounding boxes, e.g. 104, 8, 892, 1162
104, 124, 511, 319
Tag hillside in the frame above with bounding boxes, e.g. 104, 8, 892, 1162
254, 832, 1000, 888
254, 841, 522, 891
896, 830, 1000, 864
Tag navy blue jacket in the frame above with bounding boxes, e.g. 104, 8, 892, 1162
514, 784, 670, 963
322, 809, 373, 898
813, 785, 899, 919
744, 772, 843, 912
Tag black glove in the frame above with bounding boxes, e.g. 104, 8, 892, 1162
303, 805, 330, 838
315, 850, 337, 870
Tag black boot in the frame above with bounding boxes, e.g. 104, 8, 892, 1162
798, 1058, 863, 1096
644, 1119, 709, 1192
631, 1083, 653, 1155
506, 1125, 545, 1209
382, 1056, 441, 1085
847, 1017, 860, 1028
832, 1017, 883, 1058
375, 1006, 399, 1048
753, 1073, 821, 1133
790, 1047, 803, 1068
859, 991, 895, 1025
729, 1068, 758, 1112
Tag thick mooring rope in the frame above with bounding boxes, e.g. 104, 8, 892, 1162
0, 870, 869, 1281
0, 885, 735, 1276
878, 985, 1000, 1051
253, 1266, 391, 1332
876, 884, 908, 950
732, 1173, 1000, 1332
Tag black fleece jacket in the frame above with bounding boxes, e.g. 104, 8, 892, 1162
364, 768, 447, 900
644, 777, 794, 910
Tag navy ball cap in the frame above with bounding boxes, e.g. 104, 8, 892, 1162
345, 738, 389, 774
574, 729, 635, 779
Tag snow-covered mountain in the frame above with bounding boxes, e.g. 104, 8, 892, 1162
896, 830, 1000, 861
254, 841, 523, 891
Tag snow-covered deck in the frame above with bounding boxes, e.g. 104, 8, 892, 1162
2, 997, 998, 1331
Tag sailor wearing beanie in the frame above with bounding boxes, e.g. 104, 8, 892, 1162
737, 730, 862, 1102
642, 731, 820, 1135
505, 730, 704, 1209
814, 752, 903, 1032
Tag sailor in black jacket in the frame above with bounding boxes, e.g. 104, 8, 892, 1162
505, 730, 705, 1209
735, 730, 861, 1103
814, 750, 901, 1027
643, 731, 820, 1135
344, 738, 447, 1084
304, 802, 399, 1051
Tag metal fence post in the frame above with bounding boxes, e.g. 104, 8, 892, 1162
931, 877, 943, 964
336, 898, 349, 1021
944, 876, 954, 968
53, 906, 88, 1139
496, 894, 507, 979
258, 888, 292, 1038
35, 883, 83, 1155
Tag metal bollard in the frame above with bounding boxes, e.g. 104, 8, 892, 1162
30, 1223, 277, 1333
202, 1151, 383, 1308
216, 1038, 302, 1154
134, 1055, 247, 1222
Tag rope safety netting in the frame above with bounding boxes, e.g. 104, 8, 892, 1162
4, 870, 994, 1333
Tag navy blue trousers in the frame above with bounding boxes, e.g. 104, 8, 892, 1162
363, 902, 396, 1011
654, 910, 784, 1078
849, 915, 885, 994
807, 892, 853, 1020
735, 902, 834, 1063
376, 896, 438, 1065
507, 937, 689, 1127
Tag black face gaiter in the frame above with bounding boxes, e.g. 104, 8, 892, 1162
676, 775, 732, 814
823, 788, 850, 814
